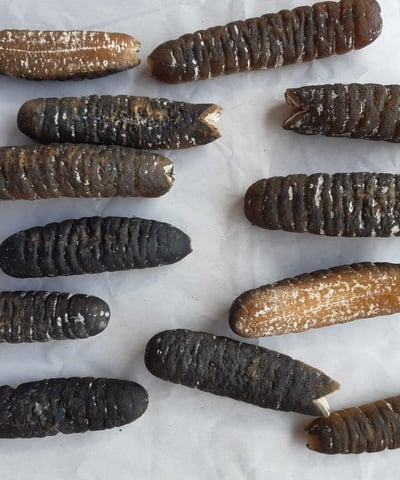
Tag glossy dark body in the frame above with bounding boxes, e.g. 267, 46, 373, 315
148, 0, 382, 83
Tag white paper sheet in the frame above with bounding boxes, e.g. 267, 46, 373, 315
0, 0, 399, 478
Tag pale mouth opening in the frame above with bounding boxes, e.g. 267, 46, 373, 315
312, 380, 340, 417
163, 163, 175, 185
282, 89, 308, 129
200, 104, 223, 136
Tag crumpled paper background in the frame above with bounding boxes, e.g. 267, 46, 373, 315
0, 0, 399, 478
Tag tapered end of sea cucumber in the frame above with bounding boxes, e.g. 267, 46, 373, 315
282, 89, 307, 131
161, 224, 192, 266
199, 104, 222, 141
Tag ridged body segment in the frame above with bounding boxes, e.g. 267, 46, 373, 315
148, 0, 382, 83
230, 262, 400, 338
17, 96, 222, 149
0, 377, 148, 438
0, 291, 109, 343
306, 395, 400, 453
0, 217, 192, 278
245, 173, 400, 237
0, 144, 174, 199
283, 84, 400, 142
145, 329, 339, 416
0, 30, 140, 80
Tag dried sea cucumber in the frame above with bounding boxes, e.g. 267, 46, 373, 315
0, 291, 109, 343
17, 95, 222, 149
145, 329, 339, 416
0, 144, 174, 199
306, 395, 400, 453
283, 84, 400, 142
0, 377, 148, 438
0, 30, 140, 80
148, 0, 382, 84
230, 262, 400, 338
0, 217, 192, 278
245, 173, 400, 237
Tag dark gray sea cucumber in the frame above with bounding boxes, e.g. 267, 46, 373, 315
283, 84, 400, 142
145, 329, 339, 416
245, 173, 400, 237
0, 291, 109, 342
17, 96, 222, 149
0, 378, 148, 438
0, 217, 192, 277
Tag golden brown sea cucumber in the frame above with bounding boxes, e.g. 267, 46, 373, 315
230, 263, 400, 337
0, 30, 140, 80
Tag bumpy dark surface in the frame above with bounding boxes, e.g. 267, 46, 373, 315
245, 173, 400, 237
0, 144, 174, 199
283, 84, 400, 142
0, 377, 148, 438
148, 0, 382, 83
17, 95, 221, 149
0, 216, 192, 278
306, 396, 400, 453
145, 329, 339, 416
0, 291, 109, 343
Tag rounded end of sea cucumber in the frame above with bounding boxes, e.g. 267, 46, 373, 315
17, 98, 46, 142
352, 0, 383, 50
68, 294, 111, 338
148, 44, 185, 84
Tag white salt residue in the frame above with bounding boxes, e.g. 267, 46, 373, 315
391, 225, 400, 235
313, 175, 324, 207
73, 313, 85, 324
169, 50, 177, 68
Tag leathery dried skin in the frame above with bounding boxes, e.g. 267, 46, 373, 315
306, 395, 400, 453
145, 329, 339, 416
0, 377, 148, 438
230, 263, 400, 338
0, 144, 174, 199
0, 216, 192, 278
17, 95, 222, 149
0, 30, 140, 80
245, 173, 400, 237
148, 0, 382, 84
283, 84, 400, 142
0, 291, 109, 343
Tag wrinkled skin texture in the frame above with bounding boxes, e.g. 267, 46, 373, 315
145, 329, 339, 416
